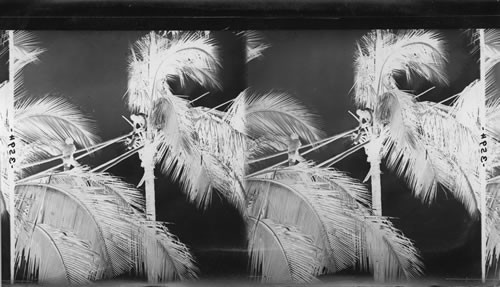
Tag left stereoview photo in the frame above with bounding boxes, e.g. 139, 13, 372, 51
1, 30, 248, 285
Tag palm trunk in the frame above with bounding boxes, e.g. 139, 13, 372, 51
369, 29, 384, 217
366, 132, 383, 281
142, 131, 156, 221
365, 137, 382, 216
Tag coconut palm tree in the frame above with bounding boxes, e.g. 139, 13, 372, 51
122, 30, 426, 282
9, 94, 199, 283
4, 31, 199, 284
353, 29, 481, 217
172, 88, 424, 282
126, 31, 221, 220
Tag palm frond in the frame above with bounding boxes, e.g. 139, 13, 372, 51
127, 31, 220, 114
450, 80, 482, 130
378, 89, 441, 203
237, 31, 270, 63
418, 101, 480, 214
375, 85, 480, 215
16, 179, 130, 277
15, 169, 198, 283
485, 29, 500, 103
486, 178, 500, 275
156, 107, 248, 211
14, 95, 99, 155
354, 30, 448, 110
363, 217, 424, 280
54, 169, 146, 212
138, 221, 198, 281
227, 89, 324, 150
246, 163, 423, 280
12, 31, 45, 74
247, 217, 321, 283
151, 94, 194, 157
15, 223, 100, 285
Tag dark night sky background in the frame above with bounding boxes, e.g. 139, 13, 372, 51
11, 30, 480, 281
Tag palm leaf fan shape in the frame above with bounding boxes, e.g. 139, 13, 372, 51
14, 96, 100, 172
247, 217, 321, 283
377, 83, 480, 215
354, 30, 448, 111
154, 105, 248, 212
127, 31, 221, 114
14, 168, 198, 284
245, 162, 423, 282
227, 89, 324, 158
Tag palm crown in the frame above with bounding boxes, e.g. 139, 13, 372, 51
354, 30, 481, 216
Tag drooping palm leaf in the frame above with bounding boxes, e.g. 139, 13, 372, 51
246, 162, 423, 281
15, 223, 100, 285
363, 216, 423, 280
450, 80, 482, 131
127, 31, 221, 114
156, 106, 248, 211
138, 221, 199, 281
247, 217, 321, 283
14, 96, 99, 173
15, 169, 198, 283
354, 30, 448, 111
227, 89, 324, 151
378, 85, 480, 214
15, 96, 98, 147
149, 93, 195, 173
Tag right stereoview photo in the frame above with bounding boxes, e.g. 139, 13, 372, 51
246, 29, 482, 283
